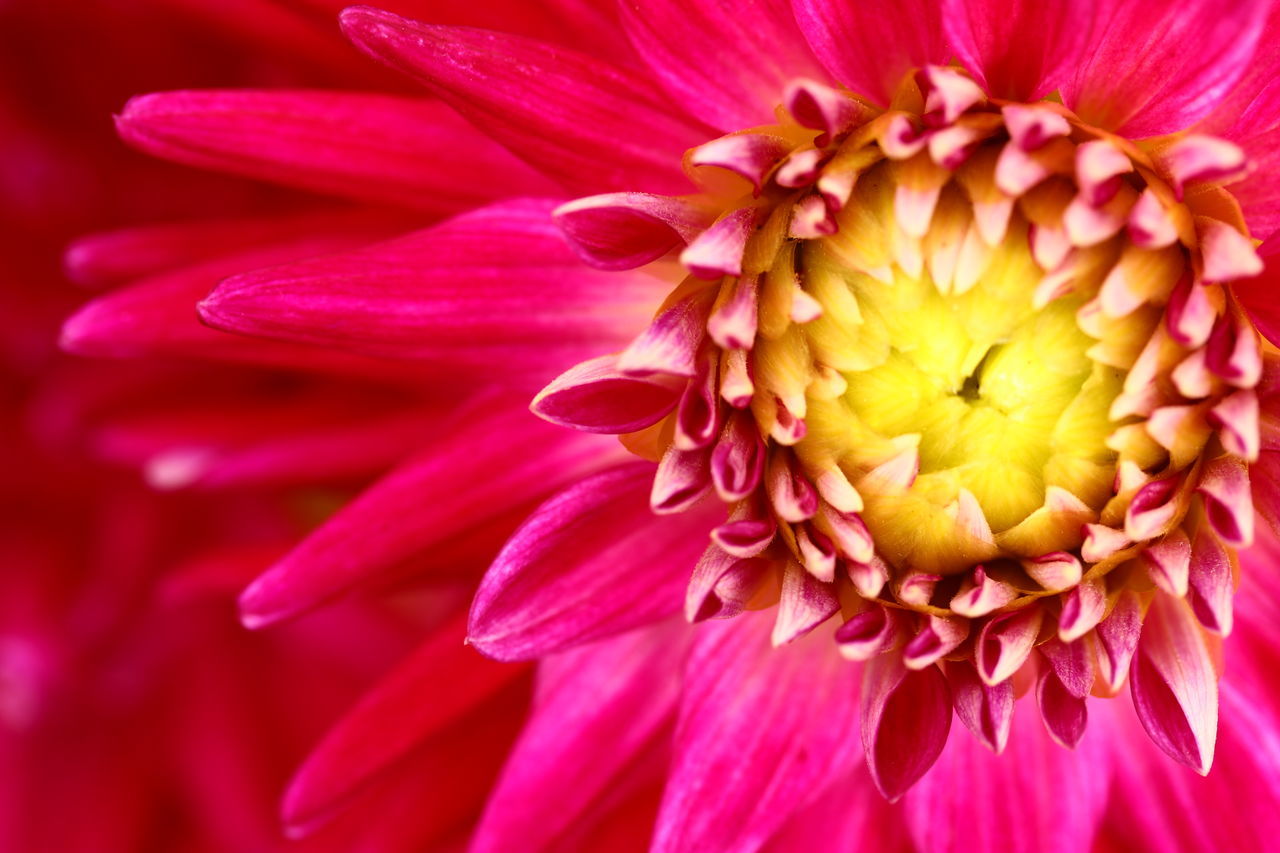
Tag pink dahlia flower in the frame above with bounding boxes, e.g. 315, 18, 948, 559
57, 0, 1280, 850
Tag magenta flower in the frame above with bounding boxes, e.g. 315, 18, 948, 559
60, 0, 1280, 850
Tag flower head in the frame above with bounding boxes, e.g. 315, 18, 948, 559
54, 0, 1280, 850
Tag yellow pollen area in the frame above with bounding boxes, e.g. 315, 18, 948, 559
790, 164, 1123, 573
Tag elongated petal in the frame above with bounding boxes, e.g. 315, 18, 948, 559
239, 398, 624, 628
1130, 592, 1220, 774
64, 208, 418, 287
553, 193, 714, 270
1062, 0, 1269, 137
472, 621, 687, 853
532, 354, 684, 434
792, 0, 948, 106
283, 611, 529, 828
948, 661, 1014, 754
1215, 81, 1280, 240
619, 0, 824, 131
862, 656, 951, 801
904, 705, 1112, 852
200, 200, 659, 367
654, 613, 862, 852
942, 0, 1095, 100
116, 90, 559, 209
340, 7, 708, 194
469, 462, 719, 660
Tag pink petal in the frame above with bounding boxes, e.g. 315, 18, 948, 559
238, 398, 625, 628
835, 606, 905, 661
651, 444, 714, 514
471, 622, 687, 853
1062, 0, 1270, 137
772, 564, 839, 645
200, 199, 658, 369
861, 656, 952, 801
1130, 592, 1220, 774
1215, 77, 1280, 239
1037, 665, 1089, 748
948, 660, 1014, 754
64, 208, 417, 288
942, 0, 1095, 100
619, 0, 824, 131
116, 90, 558, 209
531, 354, 684, 435
653, 613, 862, 851
1187, 527, 1234, 636
340, 7, 708, 194
1096, 590, 1143, 693
553, 192, 714, 270
282, 611, 529, 829
904, 704, 1112, 852
680, 207, 759, 280
976, 605, 1043, 685
710, 410, 766, 502
618, 288, 716, 377
468, 462, 720, 660
1197, 456, 1254, 548
686, 545, 771, 622
792, 0, 947, 106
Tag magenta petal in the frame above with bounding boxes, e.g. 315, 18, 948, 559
947, 660, 1014, 754
686, 544, 770, 622
532, 354, 684, 435
942, 0, 1095, 100
976, 605, 1043, 685
1130, 592, 1220, 774
792, 0, 947, 106
772, 564, 839, 645
710, 410, 766, 502
282, 612, 528, 828
1037, 666, 1089, 749
1197, 456, 1254, 548
861, 656, 952, 801
904, 705, 1112, 853
200, 199, 658, 370
1187, 527, 1234, 636
680, 207, 759, 280
619, 0, 824, 131
468, 462, 720, 660
471, 622, 687, 853
238, 399, 624, 628
1096, 590, 1143, 692
653, 613, 861, 851
340, 7, 707, 194
1216, 80, 1280, 239
115, 89, 559, 209
1062, 0, 1270, 137
553, 192, 714, 270
618, 288, 715, 377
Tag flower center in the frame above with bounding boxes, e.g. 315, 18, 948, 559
800, 161, 1123, 573
541, 64, 1264, 721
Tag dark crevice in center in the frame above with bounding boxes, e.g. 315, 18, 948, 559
959, 344, 1002, 402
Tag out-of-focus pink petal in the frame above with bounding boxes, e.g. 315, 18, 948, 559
116, 90, 559, 209
468, 462, 720, 660
763, 765, 906, 852
1130, 592, 1220, 774
282, 611, 530, 830
199, 199, 660, 367
340, 7, 709, 194
791, 0, 948, 106
904, 704, 1113, 852
653, 613, 862, 852
1062, 0, 1269, 138
1218, 84, 1280, 240
238, 397, 626, 628
942, 0, 1095, 100
618, 0, 824, 131
58, 235, 437, 379
861, 656, 951, 801
472, 621, 687, 853
64, 208, 419, 288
